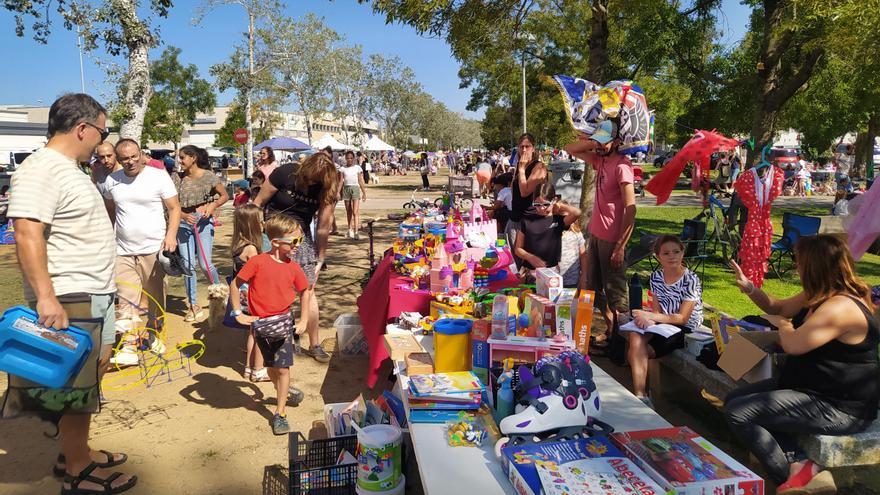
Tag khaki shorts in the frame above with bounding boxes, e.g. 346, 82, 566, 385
342, 185, 361, 201
584, 236, 629, 316
115, 253, 165, 325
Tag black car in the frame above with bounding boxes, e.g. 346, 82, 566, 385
653, 150, 676, 168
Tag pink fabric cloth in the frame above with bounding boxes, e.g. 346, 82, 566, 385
587, 153, 634, 243
358, 255, 521, 388
848, 179, 880, 260
146, 158, 165, 170
734, 166, 784, 288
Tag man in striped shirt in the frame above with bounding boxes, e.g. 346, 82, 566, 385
6, 94, 137, 493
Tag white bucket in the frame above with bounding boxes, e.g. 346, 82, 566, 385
356, 424, 402, 492
355, 474, 405, 495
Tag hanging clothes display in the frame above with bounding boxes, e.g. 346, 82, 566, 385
847, 179, 880, 260
734, 166, 784, 287
646, 129, 741, 205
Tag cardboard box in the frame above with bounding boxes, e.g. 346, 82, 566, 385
523, 293, 556, 339
471, 318, 491, 341
717, 331, 779, 383
612, 426, 764, 495
535, 267, 563, 301
382, 333, 424, 361
405, 352, 434, 375
554, 288, 577, 341
572, 290, 596, 354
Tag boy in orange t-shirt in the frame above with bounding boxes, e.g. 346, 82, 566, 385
230, 215, 308, 435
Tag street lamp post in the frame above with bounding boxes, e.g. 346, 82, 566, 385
518, 33, 535, 135
76, 24, 86, 93
521, 51, 527, 134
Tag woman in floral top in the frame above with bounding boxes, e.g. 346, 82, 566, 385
174, 145, 229, 321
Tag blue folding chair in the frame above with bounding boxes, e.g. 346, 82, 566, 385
769, 213, 821, 278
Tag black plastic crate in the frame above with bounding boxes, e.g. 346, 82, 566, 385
289, 431, 358, 495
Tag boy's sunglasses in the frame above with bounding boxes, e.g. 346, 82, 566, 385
274, 236, 303, 247
532, 201, 554, 208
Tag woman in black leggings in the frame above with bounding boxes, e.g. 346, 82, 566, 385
724, 235, 878, 493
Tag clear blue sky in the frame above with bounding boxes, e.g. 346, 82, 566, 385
0, 0, 750, 120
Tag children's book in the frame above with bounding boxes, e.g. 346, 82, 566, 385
537, 458, 663, 495
408, 409, 471, 424
501, 436, 664, 495
406, 390, 482, 403
619, 320, 681, 338
408, 371, 484, 397
408, 399, 481, 411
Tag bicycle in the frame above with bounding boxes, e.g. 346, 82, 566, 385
693, 192, 741, 263
402, 188, 445, 210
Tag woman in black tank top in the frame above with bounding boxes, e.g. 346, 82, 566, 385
505, 133, 547, 266
724, 235, 878, 490
253, 151, 341, 363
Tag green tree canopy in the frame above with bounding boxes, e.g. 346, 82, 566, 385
143, 46, 216, 147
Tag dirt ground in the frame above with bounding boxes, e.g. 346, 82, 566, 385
0, 173, 426, 495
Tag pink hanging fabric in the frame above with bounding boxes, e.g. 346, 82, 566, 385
848, 179, 880, 260
734, 166, 784, 287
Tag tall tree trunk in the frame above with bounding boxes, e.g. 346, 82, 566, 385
119, 41, 151, 141
747, 0, 823, 166
578, 0, 609, 235
245, 12, 256, 179
853, 131, 869, 179
867, 112, 879, 179
306, 116, 313, 146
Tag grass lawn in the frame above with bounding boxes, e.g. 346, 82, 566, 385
630, 206, 880, 318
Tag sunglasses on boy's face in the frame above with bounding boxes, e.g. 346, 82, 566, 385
273, 236, 303, 247
532, 201, 554, 208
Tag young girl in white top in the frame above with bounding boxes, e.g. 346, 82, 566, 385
341, 150, 367, 239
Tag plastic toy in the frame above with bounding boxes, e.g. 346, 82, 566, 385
494, 351, 612, 457
447, 419, 488, 447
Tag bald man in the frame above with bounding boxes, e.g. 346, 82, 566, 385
90, 141, 121, 192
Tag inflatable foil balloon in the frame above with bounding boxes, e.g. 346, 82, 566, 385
551, 75, 652, 156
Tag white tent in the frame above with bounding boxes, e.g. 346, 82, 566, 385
312, 134, 355, 150
363, 136, 395, 152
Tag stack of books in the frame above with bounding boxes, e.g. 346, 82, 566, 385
407, 371, 485, 423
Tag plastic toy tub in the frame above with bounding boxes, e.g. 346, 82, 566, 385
0, 305, 93, 388
433, 318, 473, 372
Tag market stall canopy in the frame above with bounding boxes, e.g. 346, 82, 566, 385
363, 136, 395, 151
254, 137, 310, 151
312, 134, 355, 150
206, 148, 225, 158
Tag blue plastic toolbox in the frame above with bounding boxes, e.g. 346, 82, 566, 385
0, 305, 93, 388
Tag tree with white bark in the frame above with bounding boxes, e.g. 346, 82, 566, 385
196, 0, 281, 177
263, 13, 338, 146
3, 0, 173, 142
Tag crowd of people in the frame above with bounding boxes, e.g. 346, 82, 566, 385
4, 92, 879, 494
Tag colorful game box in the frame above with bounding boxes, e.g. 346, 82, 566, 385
612, 427, 764, 495
501, 437, 665, 495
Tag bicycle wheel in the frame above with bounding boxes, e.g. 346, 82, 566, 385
459, 198, 474, 210
434, 197, 446, 208
403, 201, 416, 210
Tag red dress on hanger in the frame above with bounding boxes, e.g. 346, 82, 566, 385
734, 166, 784, 287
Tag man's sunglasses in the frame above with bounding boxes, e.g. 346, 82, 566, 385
274, 236, 303, 247
82, 121, 110, 141
532, 201, 554, 208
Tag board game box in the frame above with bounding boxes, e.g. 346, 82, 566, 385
500, 436, 665, 495
612, 427, 764, 495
